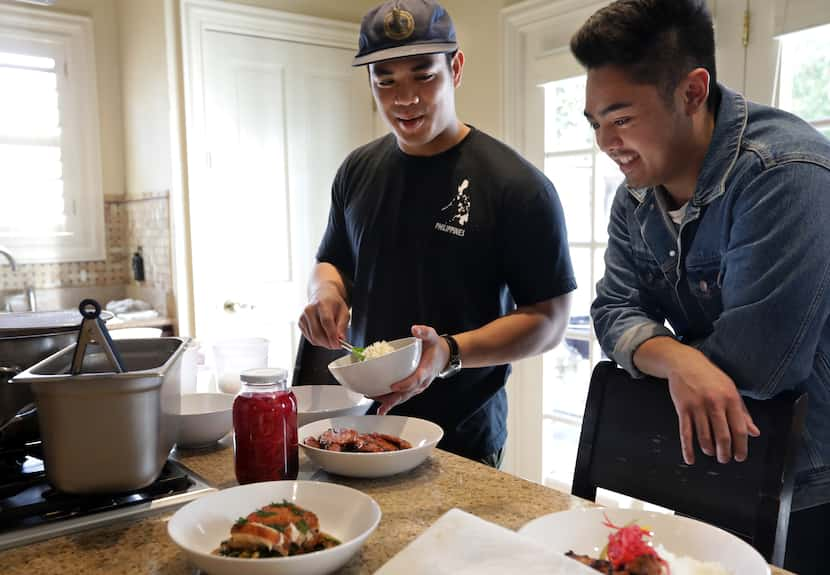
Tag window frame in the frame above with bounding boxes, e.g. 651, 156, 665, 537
0, 4, 104, 263
539, 77, 620, 490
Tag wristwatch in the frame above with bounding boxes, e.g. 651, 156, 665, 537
438, 334, 462, 379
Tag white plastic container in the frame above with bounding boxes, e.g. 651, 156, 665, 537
179, 339, 200, 395
211, 337, 268, 394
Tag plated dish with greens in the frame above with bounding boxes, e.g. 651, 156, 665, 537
214, 500, 340, 559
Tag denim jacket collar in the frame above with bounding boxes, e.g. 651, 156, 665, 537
625, 84, 748, 209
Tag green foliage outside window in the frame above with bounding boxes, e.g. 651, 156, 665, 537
781, 25, 830, 125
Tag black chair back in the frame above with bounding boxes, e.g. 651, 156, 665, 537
290, 336, 343, 387
572, 361, 807, 566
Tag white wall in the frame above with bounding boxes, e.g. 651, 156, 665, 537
226, 0, 380, 21
230, 0, 525, 139
116, 0, 173, 199
443, 0, 525, 138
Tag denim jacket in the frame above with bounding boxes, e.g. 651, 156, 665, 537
591, 85, 830, 510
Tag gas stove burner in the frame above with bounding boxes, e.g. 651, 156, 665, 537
0, 461, 195, 532
0, 445, 45, 495
0, 458, 214, 551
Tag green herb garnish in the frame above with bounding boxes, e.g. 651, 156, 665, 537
295, 519, 310, 534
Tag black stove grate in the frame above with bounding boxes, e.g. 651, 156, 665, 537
0, 453, 193, 533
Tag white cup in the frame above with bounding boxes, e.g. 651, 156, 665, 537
211, 337, 269, 394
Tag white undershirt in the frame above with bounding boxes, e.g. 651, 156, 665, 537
667, 202, 689, 226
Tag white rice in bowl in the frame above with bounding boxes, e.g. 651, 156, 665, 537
362, 340, 396, 360
656, 545, 732, 575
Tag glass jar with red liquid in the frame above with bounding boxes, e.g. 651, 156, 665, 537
233, 368, 298, 484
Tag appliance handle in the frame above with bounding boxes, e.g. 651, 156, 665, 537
71, 299, 125, 374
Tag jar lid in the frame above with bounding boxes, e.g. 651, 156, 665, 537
240, 367, 288, 384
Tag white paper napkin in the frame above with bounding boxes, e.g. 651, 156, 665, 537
374, 508, 599, 574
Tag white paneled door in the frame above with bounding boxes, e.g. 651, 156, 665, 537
190, 28, 373, 370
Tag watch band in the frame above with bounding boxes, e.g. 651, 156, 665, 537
438, 334, 462, 379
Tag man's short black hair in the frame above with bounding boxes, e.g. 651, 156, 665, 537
570, 0, 717, 111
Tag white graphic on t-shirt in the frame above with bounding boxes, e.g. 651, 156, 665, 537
435, 178, 470, 237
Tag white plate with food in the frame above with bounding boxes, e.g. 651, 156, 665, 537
327, 337, 421, 397
299, 415, 443, 478
167, 480, 381, 575
293, 385, 373, 427
518, 507, 770, 575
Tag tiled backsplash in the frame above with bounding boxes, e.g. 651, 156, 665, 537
121, 193, 172, 293
0, 192, 173, 315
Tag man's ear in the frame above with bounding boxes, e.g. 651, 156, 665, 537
452, 50, 465, 88
682, 67, 710, 116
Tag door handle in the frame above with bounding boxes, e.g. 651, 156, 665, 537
223, 300, 256, 313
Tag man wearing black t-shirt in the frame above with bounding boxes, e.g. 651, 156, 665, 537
298, 0, 576, 465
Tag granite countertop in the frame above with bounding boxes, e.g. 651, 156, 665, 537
0, 441, 795, 575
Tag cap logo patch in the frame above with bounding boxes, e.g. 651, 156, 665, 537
384, 8, 415, 41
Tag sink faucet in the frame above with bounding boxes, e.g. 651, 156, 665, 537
24, 286, 37, 312
0, 246, 16, 272
0, 246, 37, 312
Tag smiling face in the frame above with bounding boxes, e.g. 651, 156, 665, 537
369, 52, 465, 156
584, 65, 698, 193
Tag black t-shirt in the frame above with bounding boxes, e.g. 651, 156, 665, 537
316, 127, 576, 460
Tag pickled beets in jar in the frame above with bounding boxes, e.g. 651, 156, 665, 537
233, 368, 298, 484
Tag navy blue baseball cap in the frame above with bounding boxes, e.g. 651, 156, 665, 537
353, 0, 458, 67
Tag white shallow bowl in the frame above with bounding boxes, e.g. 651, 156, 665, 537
293, 385, 373, 427
518, 507, 769, 575
168, 480, 381, 575
327, 337, 421, 397
299, 415, 443, 478
175, 393, 234, 448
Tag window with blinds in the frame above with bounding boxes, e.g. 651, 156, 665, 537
0, 51, 66, 234
0, 5, 104, 263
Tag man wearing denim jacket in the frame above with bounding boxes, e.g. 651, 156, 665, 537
572, 1, 830, 572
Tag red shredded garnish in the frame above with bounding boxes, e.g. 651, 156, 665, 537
602, 513, 670, 574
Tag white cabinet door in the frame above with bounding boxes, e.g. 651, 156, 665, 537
191, 30, 373, 369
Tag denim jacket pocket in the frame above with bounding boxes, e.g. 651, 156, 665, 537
633, 250, 675, 316
686, 262, 723, 324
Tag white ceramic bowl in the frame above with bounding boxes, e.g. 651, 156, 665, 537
327, 337, 421, 397
109, 327, 163, 339
518, 507, 769, 575
299, 415, 443, 478
168, 480, 381, 575
175, 393, 234, 448
293, 385, 373, 427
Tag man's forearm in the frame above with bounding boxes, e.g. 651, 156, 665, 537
633, 335, 702, 379
308, 262, 349, 304
454, 294, 571, 368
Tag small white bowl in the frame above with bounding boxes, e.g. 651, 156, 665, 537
293, 385, 373, 427
176, 393, 234, 448
327, 337, 421, 397
168, 480, 381, 575
299, 415, 443, 478
518, 508, 769, 575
